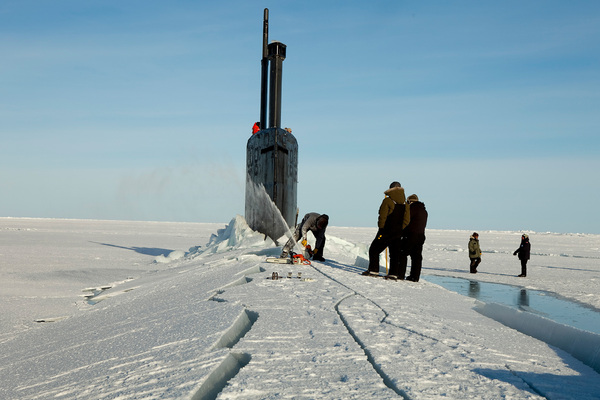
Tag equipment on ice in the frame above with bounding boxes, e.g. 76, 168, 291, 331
266, 252, 311, 265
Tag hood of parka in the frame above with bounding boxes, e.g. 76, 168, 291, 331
384, 186, 406, 204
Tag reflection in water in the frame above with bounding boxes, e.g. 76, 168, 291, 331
468, 281, 480, 298
518, 289, 529, 310
424, 275, 600, 335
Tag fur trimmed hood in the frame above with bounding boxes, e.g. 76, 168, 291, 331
384, 186, 406, 205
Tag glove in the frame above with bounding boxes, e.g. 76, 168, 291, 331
313, 248, 319, 255
513, 251, 517, 256
301, 239, 308, 247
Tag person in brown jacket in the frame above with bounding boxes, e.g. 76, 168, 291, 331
362, 181, 410, 278
469, 233, 482, 273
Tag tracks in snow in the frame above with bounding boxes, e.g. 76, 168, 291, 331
192, 256, 563, 399
310, 261, 552, 400
334, 293, 410, 399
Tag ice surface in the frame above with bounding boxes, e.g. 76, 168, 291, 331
1, 217, 599, 399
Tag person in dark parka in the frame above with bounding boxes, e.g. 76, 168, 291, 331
403, 194, 428, 282
513, 234, 531, 277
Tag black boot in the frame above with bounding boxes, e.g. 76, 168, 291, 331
313, 248, 325, 262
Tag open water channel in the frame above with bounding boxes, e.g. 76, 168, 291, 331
424, 275, 600, 335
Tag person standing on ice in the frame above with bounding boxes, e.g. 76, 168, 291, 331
513, 234, 531, 277
362, 181, 410, 279
468, 232, 482, 273
280, 213, 329, 261
403, 194, 428, 282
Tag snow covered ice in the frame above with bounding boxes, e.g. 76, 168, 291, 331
1, 217, 600, 399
